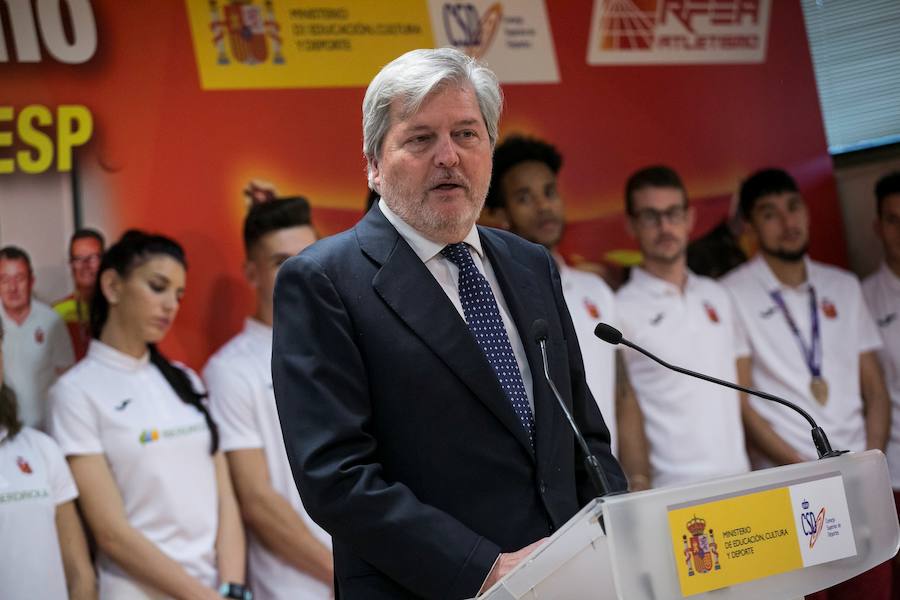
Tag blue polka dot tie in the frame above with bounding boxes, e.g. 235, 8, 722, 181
441, 242, 535, 447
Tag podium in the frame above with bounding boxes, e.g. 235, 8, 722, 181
478, 450, 899, 600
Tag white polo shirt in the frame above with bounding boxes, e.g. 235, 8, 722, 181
862, 263, 900, 487
616, 268, 750, 488
0, 426, 77, 600
49, 340, 219, 593
1, 300, 75, 430
204, 318, 332, 600
558, 262, 619, 453
722, 256, 882, 464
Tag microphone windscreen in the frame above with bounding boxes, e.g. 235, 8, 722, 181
531, 319, 549, 343
594, 323, 623, 345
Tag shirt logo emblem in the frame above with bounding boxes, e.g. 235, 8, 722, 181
139, 429, 160, 445
650, 312, 665, 326
821, 298, 838, 319
34, 328, 45, 344
583, 297, 601, 320
115, 399, 132, 411
16, 456, 33, 474
703, 301, 720, 324
877, 313, 897, 328
760, 306, 777, 319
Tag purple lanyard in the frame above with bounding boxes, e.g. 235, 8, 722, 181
770, 286, 822, 378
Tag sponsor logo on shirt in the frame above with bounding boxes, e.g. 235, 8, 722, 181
0, 488, 49, 504
34, 327, 45, 344
821, 298, 838, 319
760, 306, 777, 319
16, 456, 32, 474
115, 399, 133, 411
139, 429, 160, 444
877, 313, 897, 328
583, 297, 601, 320
139, 423, 207, 446
703, 301, 720, 324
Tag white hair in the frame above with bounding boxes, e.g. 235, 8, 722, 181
362, 47, 503, 189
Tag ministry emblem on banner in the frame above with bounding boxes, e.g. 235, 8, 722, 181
209, 0, 285, 65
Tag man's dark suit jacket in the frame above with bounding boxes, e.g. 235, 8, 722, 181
272, 206, 626, 600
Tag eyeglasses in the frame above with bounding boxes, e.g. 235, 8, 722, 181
70, 253, 101, 267
631, 204, 688, 228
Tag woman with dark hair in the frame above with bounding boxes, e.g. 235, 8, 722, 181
0, 320, 96, 598
49, 230, 247, 600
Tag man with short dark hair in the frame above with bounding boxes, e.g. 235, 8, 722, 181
485, 134, 651, 490
53, 228, 105, 360
615, 166, 751, 488
271, 48, 625, 599
0, 246, 74, 429
723, 167, 892, 599
204, 196, 332, 599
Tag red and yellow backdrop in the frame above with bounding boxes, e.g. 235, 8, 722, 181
1, 0, 844, 369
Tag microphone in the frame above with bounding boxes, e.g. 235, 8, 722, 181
531, 319, 616, 498
593, 322, 845, 460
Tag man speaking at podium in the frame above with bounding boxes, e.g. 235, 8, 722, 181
271, 48, 626, 599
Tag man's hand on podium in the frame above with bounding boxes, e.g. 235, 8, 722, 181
478, 538, 548, 595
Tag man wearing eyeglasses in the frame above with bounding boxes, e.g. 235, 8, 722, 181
53, 229, 105, 360
614, 166, 751, 488
0, 246, 74, 430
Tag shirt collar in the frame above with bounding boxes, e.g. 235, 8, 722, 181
378, 198, 483, 263
87, 339, 151, 372
630, 266, 697, 297
244, 317, 272, 342
751, 254, 814, 293
879, 262, 900, 293
0, 302, 32, 328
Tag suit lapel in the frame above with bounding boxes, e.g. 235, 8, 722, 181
357, 209, 535, 458
479, 230, 560, 469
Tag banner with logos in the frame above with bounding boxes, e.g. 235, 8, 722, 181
668, 475, 856, 597
186, 0, 558, 89
0, 0, 844, 369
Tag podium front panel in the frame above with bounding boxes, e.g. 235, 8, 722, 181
602, 451, 899, 599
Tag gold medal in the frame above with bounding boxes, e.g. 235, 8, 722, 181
810, 376, 829, 406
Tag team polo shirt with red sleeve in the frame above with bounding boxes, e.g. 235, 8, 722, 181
863, 263, 900, 487
0, 426, 78, 599
722, 256, 882, 465
48, 340, 219, 595
204, 318, 332, 600
558, 262, 620, 453
616, 268, 750, 488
